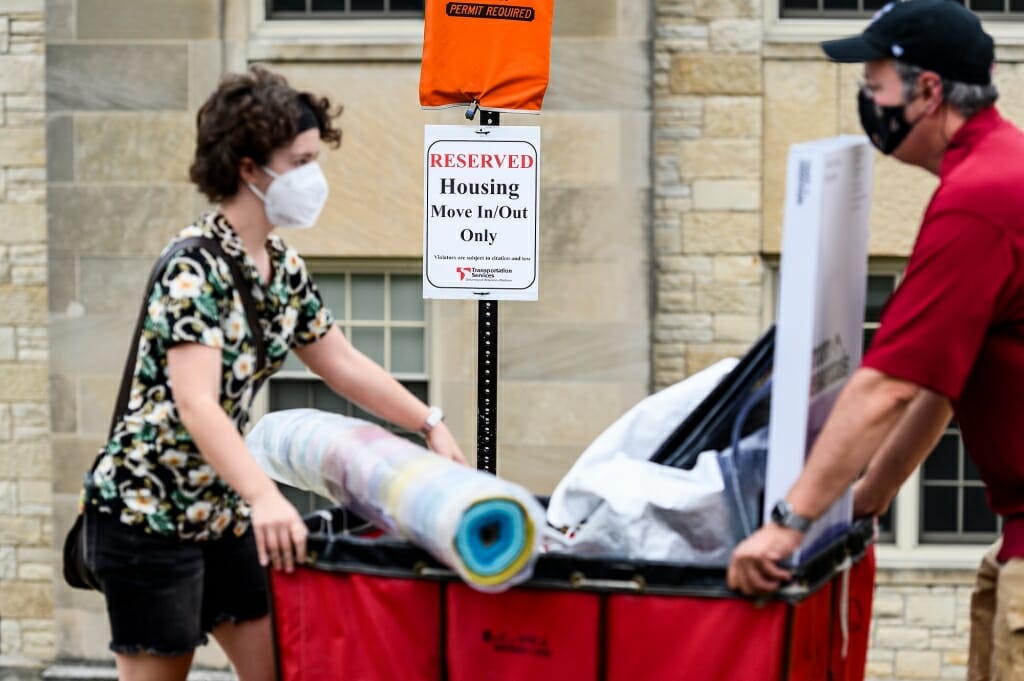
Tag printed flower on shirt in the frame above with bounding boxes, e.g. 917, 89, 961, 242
309, 307, 330, 336
202, 327, 225, 349
169, 271, 204, 300
158, 450, 188, 468
280, 306, 298, 335
188, 465, 216, 488
123, 488, 159, 514
225, 311, 246, 341
284, 249, 302, 275
186, 501, 214, 524
211, 509, 233, 533
145, 400, 175, 425
233, 353, 255, 380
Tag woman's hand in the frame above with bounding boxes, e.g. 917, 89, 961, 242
426, 423, 468, 466
248, 488, 308, 573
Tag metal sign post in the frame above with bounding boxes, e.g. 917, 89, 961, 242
476, 108, 501, 474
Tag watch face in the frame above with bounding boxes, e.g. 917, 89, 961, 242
771, 501, 787, 524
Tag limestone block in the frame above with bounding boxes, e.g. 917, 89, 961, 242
12, 402, 47, 440
49, 314, 134, 376
671, 54, 761, 95
15, 326, 46, 362
552, 0, 617, 37
77, 0, 217, 40
11, 19, 44, 35
873, 625, 930, 650
52, 437, 102, 494
704, 96, 762, 138
762, 60, 839, 252
866, 157, 937, 257
617, 0, 650, 39
78, 256, 151, 315
658, 289, 697, 312
46, 114, 73, 183
45, 0, 73, 41
0, 55, 41, 95
502, 260, 646, 324
78, 375, 118, 437
695, 282, 761, 314
75, 114, 192, 183
0, 326, 14, 360
188, 40, 223, 111
0, 204, 45, 244
17, 562, 52, 582
714, 254, 762, 285
0, 515, 41, 544
1, 619, 20, 656
54, 607, 111, 662
47, 185, 193, 257
872, 592, 905, 619
714, 314, 760, 342
865, 660, 893, 677
0, 442, 50, 479
686, 342, 750, 374
680, 139, 760, 180
540, 112, 623, 188
500, 381, 630, 448
0, 546, 13, 580
895, 650, 942, 679
0, 365, 48, 400
481, 444, 582, 496
0, 481, 15, 513
0, 127, 44, 165
541, 188, 648, 259
932, 635, 968, 651
500, 323, 649, 382
906, 593, 957, 628
682, 212, 760, 254
693, 180, 760, 211
709, 20, 761, 54
0, 404, 10, 441
694, 0, 758, 19
547, 39, 649, 111
0, 581, 52, 619
46, 45, 188, 111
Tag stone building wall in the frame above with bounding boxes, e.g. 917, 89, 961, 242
0, 0, 52, 674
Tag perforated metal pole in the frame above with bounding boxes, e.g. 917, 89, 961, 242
476, 109, 501, 474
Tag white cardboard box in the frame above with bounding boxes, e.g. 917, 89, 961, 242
765, 135, 874, 565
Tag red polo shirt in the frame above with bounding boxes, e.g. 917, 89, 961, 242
862, 107, 1024, 561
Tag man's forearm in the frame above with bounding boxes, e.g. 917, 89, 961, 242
854, 389, 952, 516
787, 368, 921, 519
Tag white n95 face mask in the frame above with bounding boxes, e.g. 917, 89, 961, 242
249, 162, 329, 230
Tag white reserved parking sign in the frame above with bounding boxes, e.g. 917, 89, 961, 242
423, 125, 540, 301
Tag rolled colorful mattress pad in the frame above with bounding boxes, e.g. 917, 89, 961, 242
246, 409, 545, 593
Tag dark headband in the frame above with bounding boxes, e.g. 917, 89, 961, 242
296, 99, 319, 134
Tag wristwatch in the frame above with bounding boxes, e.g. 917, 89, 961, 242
770, 500, 812, 533
420, 406, 445, 435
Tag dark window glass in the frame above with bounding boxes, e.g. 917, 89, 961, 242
824, 0, 858, 8
781, 0, 1021, 15
964, 488, 999, 533
270, 0, 423, 16
351, 0, 385, 10
923, 433, 959, 481
970, 0, 1006, 10
864, 275, 895, 324
312, 0, 346, 9
273, 0, 307, 10
922, 487, 958, 534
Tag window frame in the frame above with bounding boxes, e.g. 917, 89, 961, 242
251, 258, 438, 424
762, 0, 1024, 48
248, 0, 425, 63
762, 256, 990, 569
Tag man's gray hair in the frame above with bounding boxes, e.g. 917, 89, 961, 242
895, 60, 999, 119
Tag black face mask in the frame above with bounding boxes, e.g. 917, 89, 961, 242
858, 88, 924, 155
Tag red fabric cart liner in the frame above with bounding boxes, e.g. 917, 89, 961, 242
270, 546, 876, 681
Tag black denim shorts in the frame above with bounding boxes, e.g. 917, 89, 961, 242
85, 507, 270, 656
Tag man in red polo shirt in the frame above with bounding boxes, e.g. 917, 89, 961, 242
726, 1, 1024, 676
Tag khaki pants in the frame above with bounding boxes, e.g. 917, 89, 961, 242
969, 541, 1024, 681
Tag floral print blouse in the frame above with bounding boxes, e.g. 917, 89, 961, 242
85, 212, 334, 541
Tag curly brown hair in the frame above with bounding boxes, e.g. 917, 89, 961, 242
189, 66, 343, 203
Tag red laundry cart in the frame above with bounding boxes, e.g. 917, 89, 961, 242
268, 511, 875, 681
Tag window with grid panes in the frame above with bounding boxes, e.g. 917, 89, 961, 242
268, 271, 429, 514
267, 0, 424, 19
862, 272, 1000, 545
781, 0, 1024, 18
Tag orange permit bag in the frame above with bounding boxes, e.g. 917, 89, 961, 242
419, 0, 555, 113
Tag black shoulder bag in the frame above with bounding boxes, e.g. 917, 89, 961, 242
62, 237, 267, 590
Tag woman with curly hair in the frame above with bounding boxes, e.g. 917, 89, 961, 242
77, 65, 466, 681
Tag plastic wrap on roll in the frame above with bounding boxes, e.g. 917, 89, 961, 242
246, 409, 545, 593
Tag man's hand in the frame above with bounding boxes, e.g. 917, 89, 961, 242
726, 523, 803, 595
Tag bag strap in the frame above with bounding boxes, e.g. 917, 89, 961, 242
106, 236, 267, 440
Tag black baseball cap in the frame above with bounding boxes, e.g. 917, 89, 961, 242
821, 0, 995, 85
